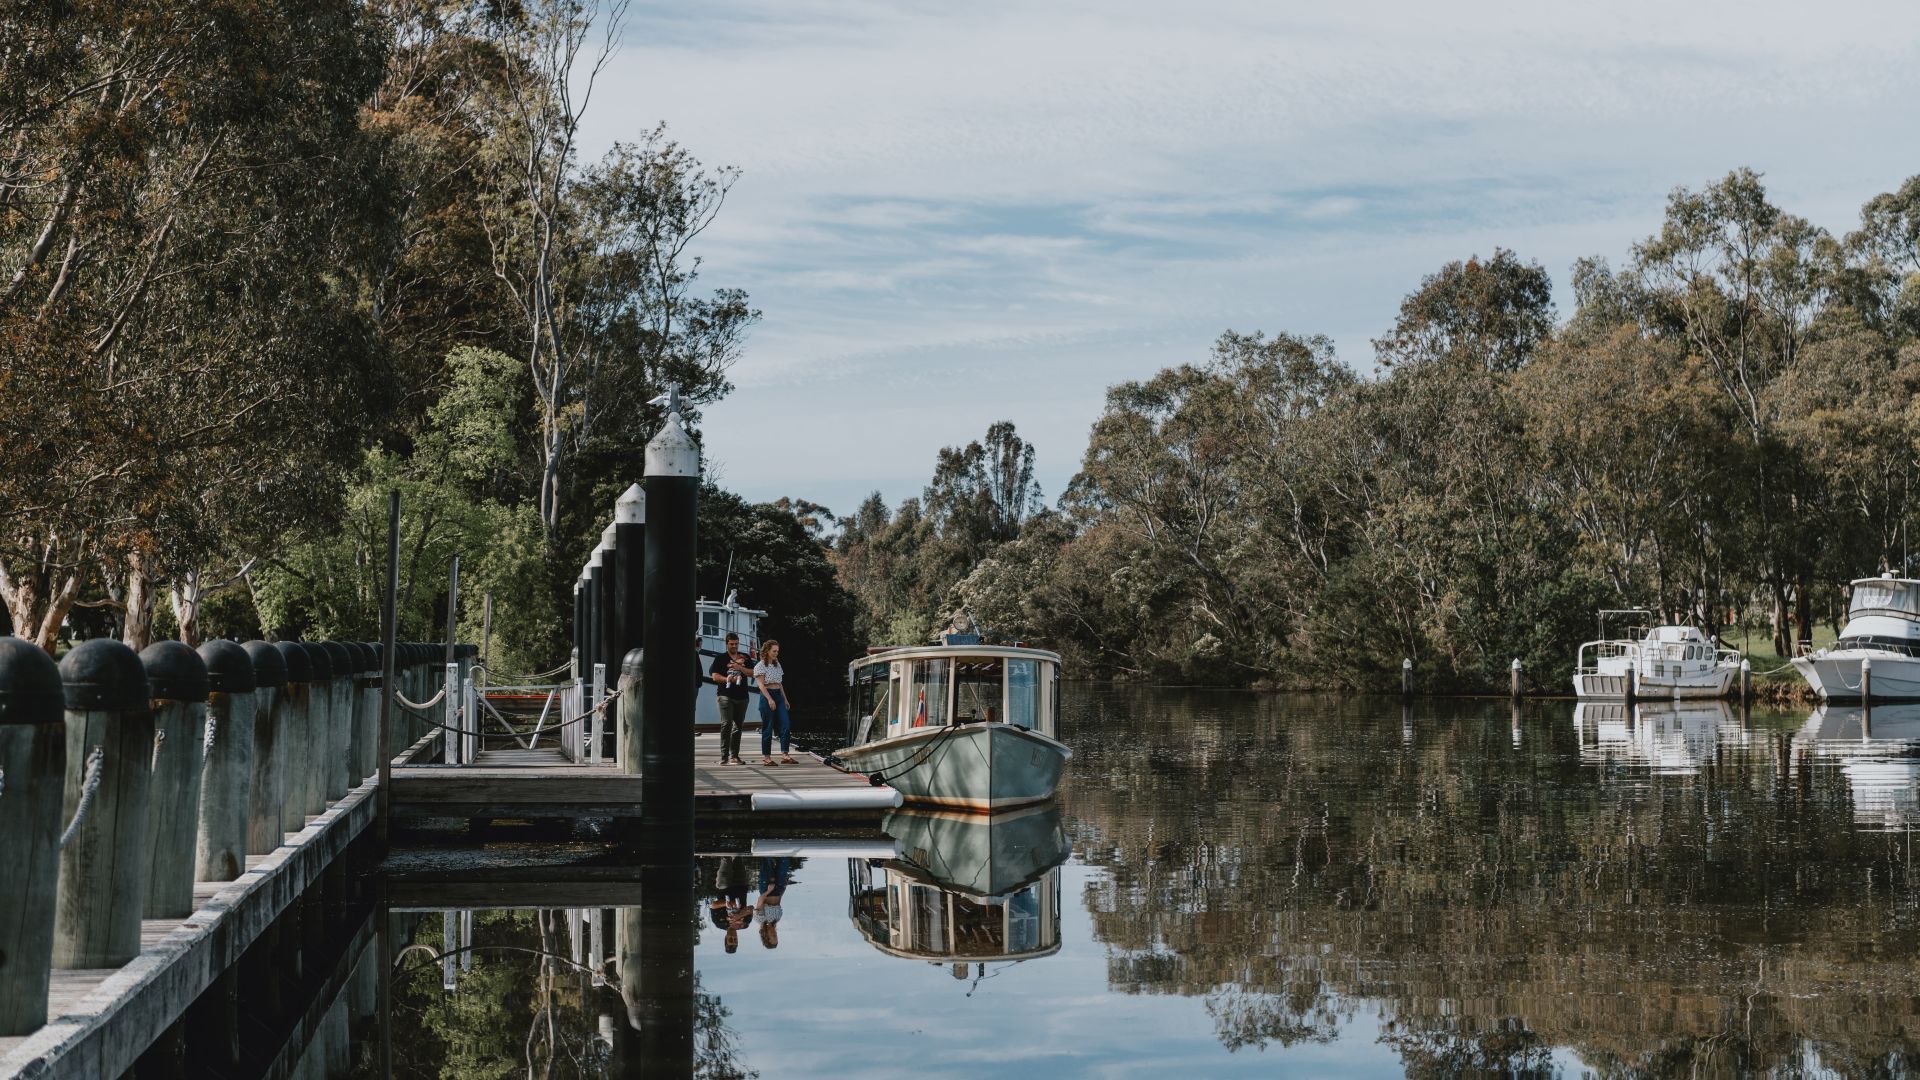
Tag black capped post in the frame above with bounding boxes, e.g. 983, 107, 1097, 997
54, 638, 154, 968
139, 641, 209, 918
613, 483, 645, 767
195, 639, 256, 883
641, 387, 699, 850
0, 638, 66, 1035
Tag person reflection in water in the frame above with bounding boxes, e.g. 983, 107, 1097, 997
757, 856, 790, 949
709, 856, 753, 953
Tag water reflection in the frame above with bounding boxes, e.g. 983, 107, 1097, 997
1795, 703, 1920, 830
848, 805, 1070, 978
1572, 699, 1755, 774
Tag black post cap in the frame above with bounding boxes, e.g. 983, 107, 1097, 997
243, 640, 287, 688
321, 641, 353, 680
60, 638, 149, 711
273, 640, 312, 683
365, 642, 384, 667
140, 640, 209, 702
343, 642, 368, 674
0, 637, 63, 725
301, 642, 333, 682
198, 639, 255, 693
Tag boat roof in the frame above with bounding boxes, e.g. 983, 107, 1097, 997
849, 643, 1062, 673
1851, 576, 1920, 588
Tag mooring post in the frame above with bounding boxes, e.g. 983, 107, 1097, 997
195, 639, 256, 883
1739, 657, 1752, 707
642, 390, 699, 853
54, 638, 153, 968
571, 578, 584, 683
1509, 658, 1522, 700
1862, 656, 1873, 723
139, 641, 209, 919
590, 662, 607, 766
323, 642, 354, 802
299, 643, 334, 815
356, 643, 380, 782
1401, 657, 1412, 697
0, 638, 66, 1035
443, 661, 460, 765
619, 649, 644, 776
1623, 663, 1637, 704
614, 483, 646, 759
241, 641, 287, 855
378, 491, 401, 849
587, 552, 604, 718
274, 642, 314, 831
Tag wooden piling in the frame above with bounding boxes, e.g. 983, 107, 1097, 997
54, 638, 154, 969
1401, 657, 1412, 697
323, 641, 355, 802
1862, 656, 1874, 718
275, 642, 314, 830
196, 639, 256, 882
0, 638, 67, 1035
140, 641, 210, 919
1509, 657, 1522, 700
619, 649, 643, 776
354, 643, 379, 783
243, 640, 288, 856
300, 643, 334, 815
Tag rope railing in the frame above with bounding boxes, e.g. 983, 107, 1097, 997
402, 695, 610, 740
473, 659, 573, 683
394, 688, 448, 712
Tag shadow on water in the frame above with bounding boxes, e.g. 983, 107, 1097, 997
161, 687, 1920, 1078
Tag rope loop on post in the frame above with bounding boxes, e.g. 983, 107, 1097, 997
59, 746, 106, 849
394, 688, 449, 711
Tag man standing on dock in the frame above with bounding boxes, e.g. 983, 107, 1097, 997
709, 632, 751, 765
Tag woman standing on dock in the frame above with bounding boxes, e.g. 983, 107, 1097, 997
755, 640, 794, 765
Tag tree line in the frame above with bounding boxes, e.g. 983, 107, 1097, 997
833, 170, 1920, 692
0, 0, 857, 693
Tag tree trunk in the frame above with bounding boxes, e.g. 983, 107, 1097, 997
1794, 574, 1813, 654
121, 552, 156, 651
1770, 582, 1790, 658
170, 570, 202, 646
0, 546, 84, 652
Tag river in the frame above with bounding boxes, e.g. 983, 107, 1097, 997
303, 686, 1920, 1077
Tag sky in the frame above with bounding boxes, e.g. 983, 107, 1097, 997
579, 0, 1920, 517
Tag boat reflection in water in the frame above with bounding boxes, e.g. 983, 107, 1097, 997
1571, 699, 1754, 774
1794, 703, 1920, 829
848, 804, 1070, 979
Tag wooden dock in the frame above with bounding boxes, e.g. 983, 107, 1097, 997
390, 733, 898, 820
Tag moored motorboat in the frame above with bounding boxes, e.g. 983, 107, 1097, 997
1573, 613, 1740, 699
694, 591, 765, 731
835, 637, 1070, 811
1794, 576, 1920, 701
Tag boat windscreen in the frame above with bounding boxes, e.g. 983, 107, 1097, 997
955, 659, 1004, 723
1852, 581, 1920, 617
1008, 659, 1039, 730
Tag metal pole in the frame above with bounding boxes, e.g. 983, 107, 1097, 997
378, 491, 400, 851
642, 389, 699, 853
480, 592, 492, 692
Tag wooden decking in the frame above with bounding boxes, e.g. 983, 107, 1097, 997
391, 733, 894, 818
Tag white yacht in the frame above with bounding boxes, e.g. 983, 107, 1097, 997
695, 591, 765, 730
1793, 576, 1920, 701
1573, 615, 1740, 699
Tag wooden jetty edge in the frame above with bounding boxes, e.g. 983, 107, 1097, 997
391, 734, 899, 820
0, 732, 431, 1080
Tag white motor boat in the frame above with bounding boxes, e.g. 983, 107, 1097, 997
1793, 576, 1920, 701
694, 591, 765, 731
1573, 615, 1740, 699
836, 636, 1070, 812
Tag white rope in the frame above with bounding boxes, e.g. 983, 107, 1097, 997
204, 709, 219, 754
59, 747, 105, 849
474, 660, 572, 682
411, 696, 610, 739
395, 688, 448, 711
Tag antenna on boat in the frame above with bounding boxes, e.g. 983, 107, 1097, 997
721, 548, 734, 606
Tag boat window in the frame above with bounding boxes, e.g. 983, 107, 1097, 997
910, 659, 950, 727
852, 664, 895, 744
909, 886, 947, 952
954, 659, 1004, 723
1007, 883, 1041, 952
952, 895, 1006, 957
1852, 582, 1919, 616
1049, 664, 1060, 736
1007, 659, 1039, 729
700, 610, 720, 637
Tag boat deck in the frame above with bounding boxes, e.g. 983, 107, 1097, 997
390, 733, 894, 820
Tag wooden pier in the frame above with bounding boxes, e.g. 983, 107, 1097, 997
0, 772, 382, 1078
391, 733, 898, 821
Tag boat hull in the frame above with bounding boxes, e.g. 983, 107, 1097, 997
1794, 653, 1920, 701
1573, 667, 1736, 700
882, 803, 1071, 898
835, 723, 1070, 812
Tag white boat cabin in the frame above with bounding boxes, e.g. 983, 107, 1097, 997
847, 645, 1061, 748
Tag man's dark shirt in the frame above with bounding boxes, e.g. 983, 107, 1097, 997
709, 651, 751, 700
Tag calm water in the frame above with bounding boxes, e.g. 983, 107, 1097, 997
311, 688, 1920, 1078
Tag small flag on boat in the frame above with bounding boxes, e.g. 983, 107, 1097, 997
913, 689, 928, 727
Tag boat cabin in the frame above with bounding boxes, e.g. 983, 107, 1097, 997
846, 645, 1061, 748
697, 591, 764, 657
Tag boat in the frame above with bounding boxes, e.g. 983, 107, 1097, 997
1571, 700, 1749, 775
1572, 611, 1741, 699
834, 633, 1070, 812
1793, 576, 1920, 701
846, 804, 1068, 972
1792, 704, 1920, 828
694, 591, 765, 731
